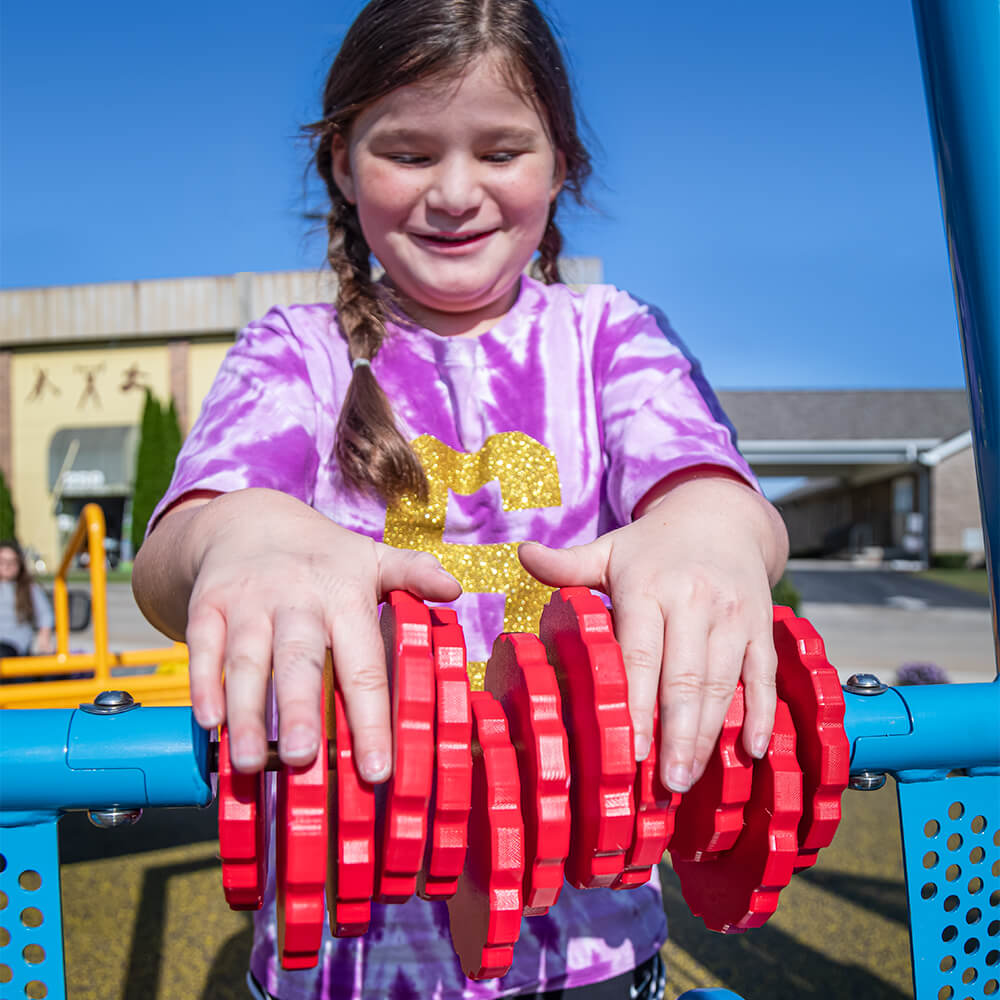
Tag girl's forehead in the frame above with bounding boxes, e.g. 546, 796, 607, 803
357, 55, 543, 133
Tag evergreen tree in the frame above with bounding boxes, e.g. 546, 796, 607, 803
130, 390, 166, 555
0, 467, 15, 540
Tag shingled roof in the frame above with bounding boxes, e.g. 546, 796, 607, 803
716, 389, 970, 442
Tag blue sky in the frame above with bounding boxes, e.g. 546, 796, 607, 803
1, 0, 966, 391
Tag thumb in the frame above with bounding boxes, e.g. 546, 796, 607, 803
375, 545, 462, 603
518, 537, 611, 590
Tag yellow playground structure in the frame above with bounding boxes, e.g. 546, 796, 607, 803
0, 503, 190, 708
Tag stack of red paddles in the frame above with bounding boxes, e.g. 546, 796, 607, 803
216, 588, 850, 978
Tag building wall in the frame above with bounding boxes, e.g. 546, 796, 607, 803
11, 345, 172, 563
933, 447, 985, 556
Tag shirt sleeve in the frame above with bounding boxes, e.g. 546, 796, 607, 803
149, 308, 324, 532
31, 583, 54, 630
593, 289, 758, 525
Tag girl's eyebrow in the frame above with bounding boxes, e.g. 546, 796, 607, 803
369, 125, 540, 146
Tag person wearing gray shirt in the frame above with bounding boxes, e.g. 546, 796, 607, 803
0, 540, 54, 658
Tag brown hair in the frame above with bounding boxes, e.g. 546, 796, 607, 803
0, 540, 36, 627
306, 0, 591, 502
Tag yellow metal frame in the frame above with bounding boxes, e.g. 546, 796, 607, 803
0, 502, 191, 707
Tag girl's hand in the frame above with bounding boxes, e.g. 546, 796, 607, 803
133, 488, 461, 781
518, 470, 788, 794
35, 628, 55, 655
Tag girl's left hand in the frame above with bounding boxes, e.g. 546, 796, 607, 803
518, 470, 788, 794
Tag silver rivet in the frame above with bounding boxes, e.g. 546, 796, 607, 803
94, 690, 134, 707
849, 771, 888, 791
844, 673, 888, 695
87, 807, 143, 828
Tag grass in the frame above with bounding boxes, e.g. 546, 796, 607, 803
39, 564, 133, 585
916, 566, 990, 595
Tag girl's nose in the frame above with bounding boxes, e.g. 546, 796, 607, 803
425, 155, 483, 216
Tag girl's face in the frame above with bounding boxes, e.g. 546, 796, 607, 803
0, 547, 21, 582
332, 54, 566, 337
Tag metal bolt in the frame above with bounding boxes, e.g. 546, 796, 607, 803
79, 690, 141, 715
87, 807, 143, 828
849, 770, 888, 791
844, 673, 888, 695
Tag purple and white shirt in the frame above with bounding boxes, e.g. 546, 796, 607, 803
154, 275, 755, 999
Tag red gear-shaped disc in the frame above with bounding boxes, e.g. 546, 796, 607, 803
447, 690, 526, 980
217, 725, 267, 910
671, 698, 803, 933
375, 591, 435, 903
613, 708, 681, 889
418, 607, 473, 900
485, 631, 571, 915
539, 587, 635, 889
327, 682, 376, 936
668, 682, 754, 861
771, 605, 849, 871
276, 695, 330, 969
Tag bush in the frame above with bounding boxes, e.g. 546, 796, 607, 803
0, 467, 14, 540
771, 574, 801, 615
895, 662, 951, 685
931, 552, 969, 570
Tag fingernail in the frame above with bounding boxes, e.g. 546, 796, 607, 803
751, 733, 770, 759
283, 725, 318, 763
634, 733, 651, 762
667, 763, 692, 793
232, 737, 264, 772
360, 751, 390, 783
434, 567, 460, 586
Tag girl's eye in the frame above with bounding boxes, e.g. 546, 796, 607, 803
388, 154, 430, 165
483, 152, 519, 164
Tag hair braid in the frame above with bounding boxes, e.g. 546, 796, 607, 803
534, 208, 564, 285
326, 191, 428, 502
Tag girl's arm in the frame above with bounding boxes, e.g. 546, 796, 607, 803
132, 487, 460, 781
519, 465, 788, 795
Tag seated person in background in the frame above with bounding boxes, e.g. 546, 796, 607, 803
0, 539, 55, 657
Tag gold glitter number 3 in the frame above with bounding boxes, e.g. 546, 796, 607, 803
383, 432, 561, 688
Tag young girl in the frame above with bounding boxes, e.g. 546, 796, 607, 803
133, 1, 788, 996
0, 539, 55, 658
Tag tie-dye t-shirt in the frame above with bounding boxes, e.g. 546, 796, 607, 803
153, 275, 756, 1000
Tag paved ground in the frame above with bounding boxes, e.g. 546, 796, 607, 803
78, 567, 998, 686
784, 561, 997, 685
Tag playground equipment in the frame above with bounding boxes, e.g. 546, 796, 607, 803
0, 502, 190, 709
0, 0, 997, 996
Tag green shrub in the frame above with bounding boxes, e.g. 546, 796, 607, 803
0, 467, 14, 540
931, 552, 968, 570
130, 389, 183, 554
771, 573, 801, 615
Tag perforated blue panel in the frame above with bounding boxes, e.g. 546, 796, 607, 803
0, 819, 66, 1000
896, 773, 1000, 1000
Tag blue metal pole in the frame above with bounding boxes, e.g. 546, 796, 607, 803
911, 0, 1000, 674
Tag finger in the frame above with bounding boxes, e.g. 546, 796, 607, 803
222, 612, 274, 773
610, 589, 665, 763
658, 608, 710, 793
689, 624, 746, 784
328, 595, 392, 784
739, 633, 778, 759
271, 606, 328, 766
376, 546, 462, 602
517, 537, 611, 590
185, 599, 227, 730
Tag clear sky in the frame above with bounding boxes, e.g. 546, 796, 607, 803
1, 0, 966, 391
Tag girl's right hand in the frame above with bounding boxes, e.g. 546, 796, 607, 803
133, 488, 461, 782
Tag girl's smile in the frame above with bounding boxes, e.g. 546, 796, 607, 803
331, 54, 566, 337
